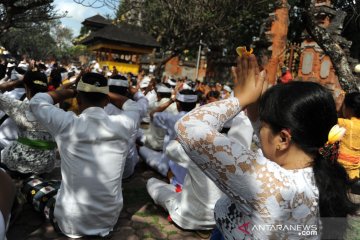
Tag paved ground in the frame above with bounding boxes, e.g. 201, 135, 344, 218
7, 161, 211, 240
6, 159, 360, 240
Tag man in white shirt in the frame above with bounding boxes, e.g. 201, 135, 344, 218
105, 74, 148, 179
139, 83, 178, 151
139, 89, 197, 185
27, 72, 140, 238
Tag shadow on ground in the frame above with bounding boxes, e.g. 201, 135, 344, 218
7, 160, 211, 240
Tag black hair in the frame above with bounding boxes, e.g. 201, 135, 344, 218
206, 90, 220, 100
78, 72, 108, 105
108, 74, 129, 96
344, 92, 360, 118
14, 67, 26, 75
157, 92, 172, 99
259, 81, 359, 238
49, 69, 62, 89
23, 69, 48, 95
177, 89, 197, 112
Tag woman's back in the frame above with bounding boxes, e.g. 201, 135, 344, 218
0, 70, 56, 174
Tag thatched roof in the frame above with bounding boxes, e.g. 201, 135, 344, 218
80, 15, 159, 49
81, 14, 112, 28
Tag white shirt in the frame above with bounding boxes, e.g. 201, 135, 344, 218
142, 90, 157, 123
175, 98, 320, 239
164, 140, 225, 230
104, 92, 147, 178
144, 98, 177, 150
29, 93, 140, 238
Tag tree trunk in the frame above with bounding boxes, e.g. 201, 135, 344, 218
303, 1, 358, 92
265, 0, 289, 84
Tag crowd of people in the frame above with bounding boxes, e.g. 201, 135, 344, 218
0, 50, 358, 240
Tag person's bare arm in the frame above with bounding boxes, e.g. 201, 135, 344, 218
0, 170, 15, 223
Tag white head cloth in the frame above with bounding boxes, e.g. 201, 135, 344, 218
156, 84, 172, 93
223, 85, 232, 93
108, 78, 129, 87
61, 72, 68, 81
140, 76, 151, 88
168, 78, 176, 86
176, 92, 198, 103
77, 79, 109, 94
182, 83, 192, 90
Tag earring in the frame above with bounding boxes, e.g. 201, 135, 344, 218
276, 145, 281, 150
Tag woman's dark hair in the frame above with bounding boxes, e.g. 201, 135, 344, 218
23, 69, 48, 96
344, 92, 360, 118
206, 90, 220, 100
259, 81, 359, 237
78, 72, 108, 105
177, 89, 197, 112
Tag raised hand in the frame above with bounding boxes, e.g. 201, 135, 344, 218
231, 48, 267, 108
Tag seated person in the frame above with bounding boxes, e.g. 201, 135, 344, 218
0, 68, 57, 175
25, 72, 141, 238
139, 89, 197, 186
147, 109, 253, 230
139, 83, 178, 151
105, 74, 148, 179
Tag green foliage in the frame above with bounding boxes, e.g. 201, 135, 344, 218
116, 0, 273, 57
0, 0, 63, 34
0, 20, 88, 61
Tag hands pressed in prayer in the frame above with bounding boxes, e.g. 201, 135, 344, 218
231, 49, 268, 108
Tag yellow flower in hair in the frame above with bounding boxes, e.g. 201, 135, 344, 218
327, 124, 346, 144
31, 190, 36, 195
236, 46, 253, 57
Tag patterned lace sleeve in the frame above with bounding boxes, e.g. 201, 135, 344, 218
0, 93, 27, 127
175, 98, 293, 206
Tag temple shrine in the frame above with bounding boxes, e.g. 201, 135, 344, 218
79, 14, 159, 74
297, 0, 340, 89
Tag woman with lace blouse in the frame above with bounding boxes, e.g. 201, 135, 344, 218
175, 52, 359, 239
0, 68, 56, 175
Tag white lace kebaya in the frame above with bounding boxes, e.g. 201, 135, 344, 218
175, 97, 320, 240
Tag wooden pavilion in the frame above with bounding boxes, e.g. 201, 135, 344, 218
79, 14, 159, 74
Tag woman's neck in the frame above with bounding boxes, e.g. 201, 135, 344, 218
278, 146, 313, 170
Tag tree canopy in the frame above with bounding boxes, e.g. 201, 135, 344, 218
117, 0, 274, 58
0, 0, 63, 34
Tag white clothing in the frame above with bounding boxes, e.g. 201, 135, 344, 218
147, 140, 225, 230
141, 111, 187, 183
143, 98, 177, 150
175, 98, 320, 239
30, 93, 140, 238
104, 91, 147, 178
141, 90, 157, 123
152, 111, 188, 185
227, 111, 253, 147
0, 88, 25, 150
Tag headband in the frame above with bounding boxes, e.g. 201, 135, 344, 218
77, 79, 109, 94
33, 80, 47, 87
156, 84, 172, 93
108, 78, 129, 87
176, 92, 198, 103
